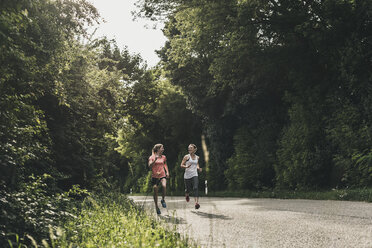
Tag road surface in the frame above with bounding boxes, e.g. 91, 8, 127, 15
129, 196, 372, 248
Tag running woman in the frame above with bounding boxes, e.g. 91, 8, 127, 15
148, 144, 169, 215
180, 144, 202, 209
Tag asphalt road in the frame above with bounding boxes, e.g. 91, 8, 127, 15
129, 196, 372, 248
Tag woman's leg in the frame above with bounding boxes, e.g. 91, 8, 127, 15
184, 178, 192, 202
160, 178, 167, 200
193, 176, 199, 204
153, 184, 159, 208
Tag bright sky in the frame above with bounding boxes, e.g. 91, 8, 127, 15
87, 0, 166, 68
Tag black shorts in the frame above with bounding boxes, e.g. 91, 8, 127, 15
151, 177, 166, 186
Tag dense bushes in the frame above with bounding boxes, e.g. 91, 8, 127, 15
226, 125, 276, 190
1, 175, 84, 246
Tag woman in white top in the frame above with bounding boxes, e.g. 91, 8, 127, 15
180, 144, 202, 209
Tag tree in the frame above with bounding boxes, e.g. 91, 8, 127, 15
0, 0, 100, 187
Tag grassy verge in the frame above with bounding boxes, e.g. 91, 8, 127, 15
133, 188, 372, 202
203, 188, 372, 202
13, 192, 197, 248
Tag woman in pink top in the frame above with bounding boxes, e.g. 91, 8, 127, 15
148, 144, 169, 214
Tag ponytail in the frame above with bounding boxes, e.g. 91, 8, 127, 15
152, 144, 163, 156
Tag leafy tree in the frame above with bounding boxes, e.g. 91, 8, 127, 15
0, 0, 100, 188
0, 0, 148, 244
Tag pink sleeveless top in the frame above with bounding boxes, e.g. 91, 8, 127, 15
148, 155, 167, 178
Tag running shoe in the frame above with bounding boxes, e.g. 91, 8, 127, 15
156, 207, 161, 215
195, 203, 200, 209
161, 199, 167, 208
186, 195, 190, 202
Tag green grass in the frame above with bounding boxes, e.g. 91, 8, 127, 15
135, 188, 372, 202
202, 188, 372, 202
14, 192, 197, 248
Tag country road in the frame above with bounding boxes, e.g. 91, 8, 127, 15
129, 196, 372, 248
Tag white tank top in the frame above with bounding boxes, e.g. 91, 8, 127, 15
184, 154, 198, 179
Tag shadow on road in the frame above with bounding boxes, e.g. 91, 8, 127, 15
159, 214, 187, 224
190, 210, 232, 220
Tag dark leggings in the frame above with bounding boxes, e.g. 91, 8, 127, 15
184, 176, 199, 197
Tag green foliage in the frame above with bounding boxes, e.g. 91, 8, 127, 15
276, 99, 332, 189
53, 193, 195, 247
6, 192, 197, 248
2, 1, 372, 245
1, 0, 163, 245
1, 0, 371, 245
205, 188, 372, 202
226, 125, 276, 190
0, 0, 103, 186
116, 70, 202, 193
38, 39, 132, 190
1, 174, 75, 247
136, 0, 372, 191
66, 184, 90, 199
0, 94, 52, 186
326, 98, 372, 187
352, 150, 372, 186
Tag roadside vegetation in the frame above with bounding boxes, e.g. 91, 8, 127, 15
5, 177, 196, 247
55, 193, 195, 248
202, 188, 372, 202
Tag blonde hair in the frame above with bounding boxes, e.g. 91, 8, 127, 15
152, 144, 163, 156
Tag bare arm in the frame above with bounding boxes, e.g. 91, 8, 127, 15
148, 155, 158, 168
180, 155, 190, 169
164, 161, 169, 177
197, 156, 202, 172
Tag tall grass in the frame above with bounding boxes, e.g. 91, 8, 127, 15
58, 193, 196, 247
10, 192, 197, 247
